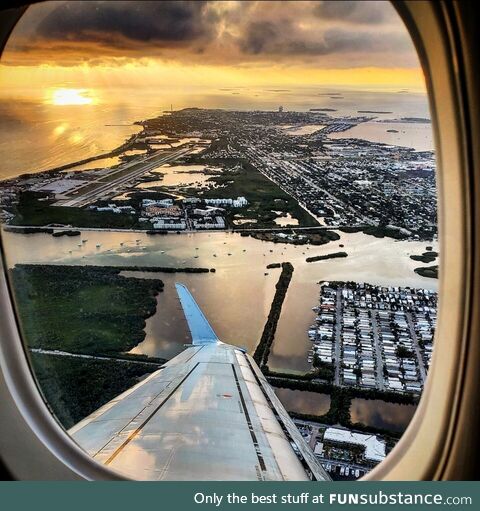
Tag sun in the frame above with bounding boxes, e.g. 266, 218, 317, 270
48, 88, 97, 106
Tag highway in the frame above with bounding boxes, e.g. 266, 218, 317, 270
57, 146, 193, 208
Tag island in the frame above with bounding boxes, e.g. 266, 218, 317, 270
306, 251, 348, 262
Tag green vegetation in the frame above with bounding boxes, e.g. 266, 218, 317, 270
253, 262, 294, 366
267, 374, 418, 436
9, 264, 169, 429
249, 229, 340, 246
396, 345, 415, 358
414, 265, 438, 279
30, 353, 159, 429
11, 191, 146, 229
3, 226, 54, 234
306, 251, 348, 263
266, 262, 281, 269
410, 251, 438, 263
312, 359, 335, 382
195, 160, 319, 228
339, 225, 409, 240
93, 264, 214, 274
263, 365, 333, 383
266, 375, 418, 405
10, 264, 163, 355
51, 230, 81, 237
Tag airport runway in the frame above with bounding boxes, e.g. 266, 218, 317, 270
56, 146, 193, 208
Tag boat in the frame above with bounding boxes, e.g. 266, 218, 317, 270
96, 244, 101, 248
160, 250, 165, 254
82, 239, 88, 243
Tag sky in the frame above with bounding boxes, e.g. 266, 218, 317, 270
0, 1, 426, 106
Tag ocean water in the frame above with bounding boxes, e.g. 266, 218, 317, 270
0, 88, 432, 180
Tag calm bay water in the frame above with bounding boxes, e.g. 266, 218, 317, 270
328, 121, 433, 152
273, 388, 331, 416
350, 398, 417, 433
2, 229, 438, 369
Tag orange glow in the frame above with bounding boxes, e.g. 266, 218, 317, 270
47, 88, 97, 106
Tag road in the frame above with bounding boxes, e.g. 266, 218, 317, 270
56, 146, 193, 208
334, 288, 343, 386
5, 224, 363, 234
405, 312, 427, 383
370, 311, 385, 390
30, 348, 163, 367
245, 147, 376, 227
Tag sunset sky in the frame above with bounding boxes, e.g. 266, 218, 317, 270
0, 0, 426, 106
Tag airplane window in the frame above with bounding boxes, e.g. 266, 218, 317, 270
0, 1, 438, 481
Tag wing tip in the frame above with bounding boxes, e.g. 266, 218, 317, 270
175, 282, 220, 345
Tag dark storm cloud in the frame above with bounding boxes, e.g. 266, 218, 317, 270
3, 0, 416, 68
313, 1, 395, 24
239, 20, 408, 57
36, 1, 218, 47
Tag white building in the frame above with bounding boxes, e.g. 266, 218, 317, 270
142, 198, 173, 208
152, 218, 186, 230
323, 427, 386, 464
204, 196, 248, 208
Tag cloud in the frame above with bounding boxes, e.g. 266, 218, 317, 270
35, 1, 218, 48
2, 0, 417, 69
313, 1, 396, 24
238, 21, 410, 57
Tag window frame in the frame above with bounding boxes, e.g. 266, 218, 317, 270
0, 0, 476, 480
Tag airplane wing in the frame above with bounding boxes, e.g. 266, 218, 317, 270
175, 283, 220, 344
69, 284, 330, 481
